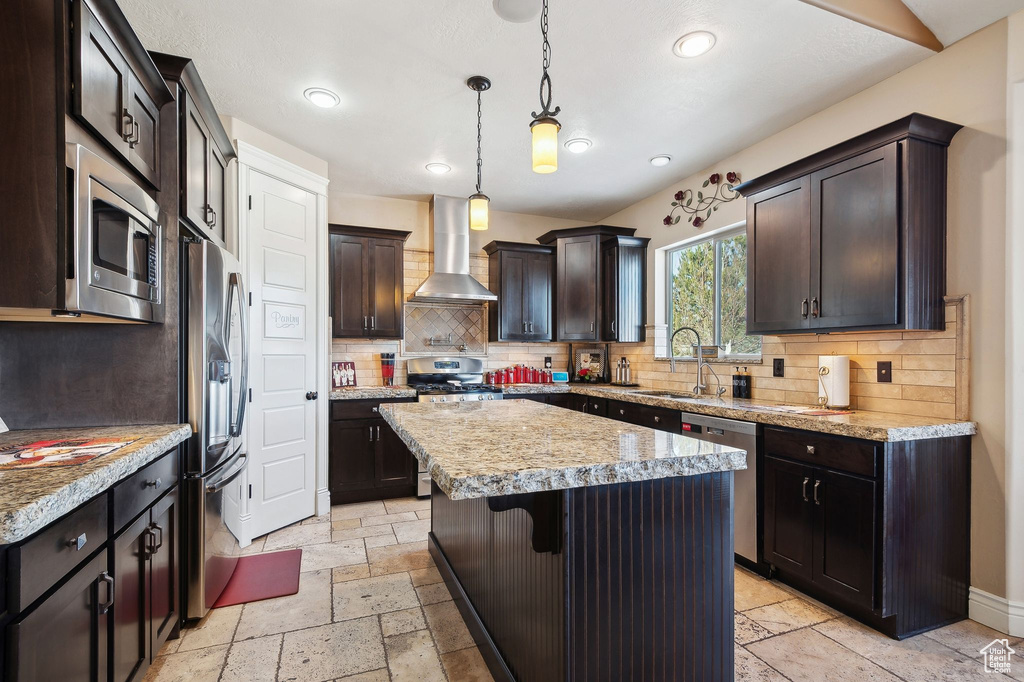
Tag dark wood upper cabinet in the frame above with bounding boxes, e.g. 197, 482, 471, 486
737, 114, 962, 334
151, 53, 236, 245
329, 225, 410, 339
72, 0, 172, 188
538, 225, 639, 343
601, 236, 649, 342
484, 242, 554, 342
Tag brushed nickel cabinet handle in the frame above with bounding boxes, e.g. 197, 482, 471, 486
590, 322, 595, 332
802, 477, 810, 502
813, 480, 822, 505
97, 572, 115, 614
801, 299, 809, 318
122, 109, 133, 141
811, 297, 820, 318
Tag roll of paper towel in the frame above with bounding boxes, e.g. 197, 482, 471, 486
818, 355, 850, 409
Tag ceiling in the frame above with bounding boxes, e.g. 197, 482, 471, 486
119, 0, 1024, 221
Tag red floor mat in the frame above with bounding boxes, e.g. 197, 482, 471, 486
213, 549, 302, 608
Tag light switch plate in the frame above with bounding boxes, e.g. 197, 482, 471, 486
877, 361, 893, 383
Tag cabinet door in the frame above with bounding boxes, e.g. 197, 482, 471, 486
207, 144, 229, 244
377, 421, 416, 488
499, 252, 528, 341
526, 252, 553, 341
810, 144, 899, 330
126, 74, 160, 187
75, 2, 130, 156
812, 469, 876, 609
601, 246, 618, 340
746, 177, 811, 333
112, 512, 151, 682
7, 550, 110, 682
557, 235, 599, 341
763, 456, 814, 580
368, 239, 403, 338
329, 420, 378, 499
149, 488, 179, 655
182, 94, 212, 233
330, 235, 369, 337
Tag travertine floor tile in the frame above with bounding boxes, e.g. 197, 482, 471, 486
264, 523, 331, 551
332, 524, 396, 542
156, 636, 181, 656
734, 612, 774, 645
336, 670, 390, 681
332, 518, 362, 531
745, 597, 835, 635
278, 617, 385, 681
381, 607, 427, 637
235, 569, 332, 640
410, 566, 443, 587
384, 629, 447, 682
221, 634, 281, 682
734, 644, 788, 681
748, 629, 900, 681
383, 497, 431, 514
361, 511, 419, 527
333, 564, 371, 583
440, 647, 495, 682
301, 513, 331, 525
142, 643, 229, 682
815, 617, 1004, 681
240, 536, 267, 556
734, 568, 792, 612
923, 618, 1024, 658
299, 539, 366, 572
368, 541, 433, 576
392, 519, 431, 544
331, 501, 386, 521
416, 509, 431, 520
333, 572, 420, 621
177, 604, 242, 651
423, 600, 475, 653
364, 533, 398, 549
416, 581, 452, 606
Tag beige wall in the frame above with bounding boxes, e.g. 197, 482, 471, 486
602, 22, 1013, 604
221, 116, 330, 178
327, 191, 588, 253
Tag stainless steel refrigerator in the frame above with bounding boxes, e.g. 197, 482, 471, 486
183, 239, 249, 621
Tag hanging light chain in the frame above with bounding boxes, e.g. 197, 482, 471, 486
476, 87, 483, 194
532, 0, 560, 121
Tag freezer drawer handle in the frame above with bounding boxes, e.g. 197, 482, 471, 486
206, 454, 248, 493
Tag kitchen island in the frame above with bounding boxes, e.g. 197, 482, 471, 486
380, 400, 746, 682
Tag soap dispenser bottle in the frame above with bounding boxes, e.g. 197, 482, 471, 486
732, 367, 743, 398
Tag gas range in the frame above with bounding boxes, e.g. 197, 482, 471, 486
406, 356, 504, 404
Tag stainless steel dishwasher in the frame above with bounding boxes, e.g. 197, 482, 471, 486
680, 413, 759, 565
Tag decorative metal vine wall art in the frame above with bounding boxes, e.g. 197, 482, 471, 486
663, 171, 741, 228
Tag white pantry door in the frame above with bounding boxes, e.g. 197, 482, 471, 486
247, 170, 318, 536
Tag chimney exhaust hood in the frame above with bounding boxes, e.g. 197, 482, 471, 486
411, 195, 497, 303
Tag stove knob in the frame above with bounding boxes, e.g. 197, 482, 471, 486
457, 395, 465, 402
430, 397, 437, 403
487, 394, 494, 400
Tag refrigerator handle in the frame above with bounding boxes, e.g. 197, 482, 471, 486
228, 272, 249, 439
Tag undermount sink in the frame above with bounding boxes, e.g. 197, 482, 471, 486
629, 390, 700, 400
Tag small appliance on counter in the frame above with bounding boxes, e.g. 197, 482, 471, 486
818, 355, 851, 409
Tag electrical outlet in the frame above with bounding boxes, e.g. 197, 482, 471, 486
544, 356, 552, 369
877, 361, 892, 383
773, 358, 785, 377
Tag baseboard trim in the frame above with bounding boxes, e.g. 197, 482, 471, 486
316, 486, 331, 517
969, 587, 1024, 637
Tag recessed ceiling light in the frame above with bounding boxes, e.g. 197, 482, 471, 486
425, 163, 451, 174
303, 87, 340, 108
492, 0, 539, 23
673, 31, 716, 58
564, 138, 592, 153
649, 155, 672, 167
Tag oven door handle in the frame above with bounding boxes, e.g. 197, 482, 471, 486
228, 272, 249, 439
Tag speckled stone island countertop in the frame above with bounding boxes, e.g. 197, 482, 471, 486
0, 424, 192, 545
329, 386, 417, 400
379, 400, 746, 500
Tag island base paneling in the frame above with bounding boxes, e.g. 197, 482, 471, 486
429, 472, 735, 682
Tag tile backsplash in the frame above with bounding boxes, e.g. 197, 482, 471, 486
331, 246, 969, 420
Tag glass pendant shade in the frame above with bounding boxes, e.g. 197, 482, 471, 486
531, 118, 560, 174
469, 193, 490, 231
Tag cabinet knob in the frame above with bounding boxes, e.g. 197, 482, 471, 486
144, 478, 162, 489
619, 409, 625, 415
806, 445, 815, 455
66, 533, 88, 551
654, 416, 661, 423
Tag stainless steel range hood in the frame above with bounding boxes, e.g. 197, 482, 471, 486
411, 195, 497, 303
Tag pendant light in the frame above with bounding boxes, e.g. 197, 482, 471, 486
467, 76, 491, 231
530, 0, 560, 174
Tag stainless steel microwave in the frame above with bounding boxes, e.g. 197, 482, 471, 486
65, 143, 163, 322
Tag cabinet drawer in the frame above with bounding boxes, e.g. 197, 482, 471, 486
7, 494, 109, 612
332, 398, 416, 421
609, 400, 642, 424
112, 448, 178, 531
764, 427, 877, 478
641, 405, 682, 433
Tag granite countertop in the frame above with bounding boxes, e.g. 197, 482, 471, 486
501, 384, 572, 395
0, 424, 192, 545
569, 385, 976, 442
329, 386, 417, 400
380, 400, 746, 500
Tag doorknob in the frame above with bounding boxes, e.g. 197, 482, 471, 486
305, 391, 318, 400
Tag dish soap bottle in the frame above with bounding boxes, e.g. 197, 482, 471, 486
732, 367, 743, 398
741, 366, 752, 399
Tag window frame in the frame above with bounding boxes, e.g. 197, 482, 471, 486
665, 224, 761, 361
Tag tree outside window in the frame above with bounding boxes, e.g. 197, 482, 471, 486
668, 228, 761, 358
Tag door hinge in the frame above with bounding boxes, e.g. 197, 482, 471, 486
248, 484, 252, 499
248, 195, 252, 210
248, 292, 252, 306
248, 388, 252, 402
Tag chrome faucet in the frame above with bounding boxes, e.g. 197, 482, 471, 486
669, 326, 726, 398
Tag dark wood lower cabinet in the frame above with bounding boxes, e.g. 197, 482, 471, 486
813, 468, 876, 610
329, 400, 418, 504
113, 513, 151, 682
763, 456, 815, 580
